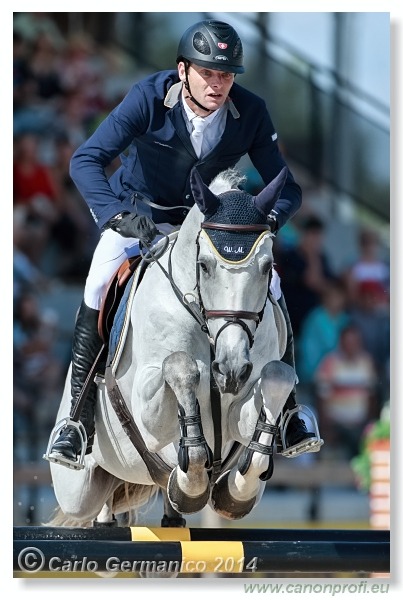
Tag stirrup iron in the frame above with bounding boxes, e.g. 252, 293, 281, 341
278, 404, 324, 458
43, 417, 88, 470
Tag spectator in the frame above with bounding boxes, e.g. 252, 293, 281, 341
14, 291, 62, 395
297, 278, 350, 384
343, 227, 389, 307
314, 324, 377, 460
13, 31, 32, 109
349, 280, 390, 409
13, 16, 63, 137
13, 12, 65, 51
49, 135, 100, 280
29, 31, 63, 102
59, 33, 107, 122
13, 132, 60, 211
275, 215, 335, 337
13, 132, 61, 266
13, 290, 63, 458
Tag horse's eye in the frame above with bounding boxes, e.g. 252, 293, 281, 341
262, 261, 273, 275
199, 262, 208, 273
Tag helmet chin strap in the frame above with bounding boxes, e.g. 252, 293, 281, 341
183, 61, 214, 115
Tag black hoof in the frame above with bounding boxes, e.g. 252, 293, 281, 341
161, 514, 187, 528
211, 470, 257, 520
167, 467, 210, 514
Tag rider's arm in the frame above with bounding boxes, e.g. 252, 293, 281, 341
69, 81, 150, 230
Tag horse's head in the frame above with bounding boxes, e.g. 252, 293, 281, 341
190, 166, 287, 395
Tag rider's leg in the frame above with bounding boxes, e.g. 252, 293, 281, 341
49, 300, 103, 460
276, 293, 322, 455
49, 229, 142, 463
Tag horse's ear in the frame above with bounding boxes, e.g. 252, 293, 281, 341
190, 168, 220, 217
253, 167, 288, 216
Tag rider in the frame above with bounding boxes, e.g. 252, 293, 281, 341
47, 19, 322, 467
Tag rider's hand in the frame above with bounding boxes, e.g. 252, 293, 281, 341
109, 212, 158, 245
267, 210, 278, 235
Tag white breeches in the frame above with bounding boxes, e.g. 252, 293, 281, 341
84, 224, 282, 310
84, 223, 178, 309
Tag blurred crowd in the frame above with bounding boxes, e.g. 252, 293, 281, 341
274, 216, 390, 460
13, 13, 116, 461
13, 13, 390, 468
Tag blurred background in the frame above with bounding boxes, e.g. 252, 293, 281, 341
13, 12, 390, 539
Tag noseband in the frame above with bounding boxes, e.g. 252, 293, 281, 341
196, 222, 272, 350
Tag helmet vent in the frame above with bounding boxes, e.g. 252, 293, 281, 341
209, 21, 229, 32
193, 32, 211, 55
233, 39, 243, 59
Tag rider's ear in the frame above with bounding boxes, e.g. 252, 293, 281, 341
178, 61, 186, 81
190, 168, 220, 218
254, 167, 288, 217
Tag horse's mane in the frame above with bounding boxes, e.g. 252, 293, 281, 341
208, 168, 246, 195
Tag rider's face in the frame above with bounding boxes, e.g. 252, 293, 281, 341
178, 62, 234, 115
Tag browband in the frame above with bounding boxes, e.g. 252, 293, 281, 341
201, 223, 272, 233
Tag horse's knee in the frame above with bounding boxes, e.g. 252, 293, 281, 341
163, 352, 200, 392
261, 361, 295, 402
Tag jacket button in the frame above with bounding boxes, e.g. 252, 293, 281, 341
185, 194, 190, 200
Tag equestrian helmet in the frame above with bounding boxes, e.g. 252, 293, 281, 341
177, 20, 244, 74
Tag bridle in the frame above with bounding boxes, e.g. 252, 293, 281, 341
141, 220, 273, 484
141, 221, 273, 351
195, 222, 273, 351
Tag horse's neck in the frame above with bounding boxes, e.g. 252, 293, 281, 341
170, 208, 202, 287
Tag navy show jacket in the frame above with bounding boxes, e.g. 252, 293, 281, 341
70, 70, 302, 230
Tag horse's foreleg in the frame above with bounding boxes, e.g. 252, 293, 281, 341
163, 351, 212, 514
160, 488, 186, 527
211, 361, 295, 520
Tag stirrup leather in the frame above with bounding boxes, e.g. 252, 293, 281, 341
43, 417, 88, 471
278, 404, 324, 458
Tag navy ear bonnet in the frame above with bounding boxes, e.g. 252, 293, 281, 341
204, 191, 268, 262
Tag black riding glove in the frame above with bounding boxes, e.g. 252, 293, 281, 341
109, 212, 158, 245
267, 210, 279, 235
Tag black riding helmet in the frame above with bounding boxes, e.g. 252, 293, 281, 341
177, 20, 244, 74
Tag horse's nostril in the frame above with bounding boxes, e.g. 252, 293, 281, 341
212, 361, 222, 376
239, 362, 253, 383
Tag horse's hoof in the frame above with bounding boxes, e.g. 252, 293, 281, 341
167, 467, 210, 514
211, 470, 257, 520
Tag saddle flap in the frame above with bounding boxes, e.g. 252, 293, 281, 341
98, 256, 142, 342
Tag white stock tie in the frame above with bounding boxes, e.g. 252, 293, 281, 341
191, 116, 208, 158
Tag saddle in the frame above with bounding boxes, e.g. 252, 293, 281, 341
98, 256, 143, 344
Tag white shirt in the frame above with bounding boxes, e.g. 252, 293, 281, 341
180, 89, 228, 158
164, 82, 240, 155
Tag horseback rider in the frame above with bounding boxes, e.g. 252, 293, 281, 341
46, 19, 322, 467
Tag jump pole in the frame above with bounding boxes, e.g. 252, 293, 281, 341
14, 527, 390, 574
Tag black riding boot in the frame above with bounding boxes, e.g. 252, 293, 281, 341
49, 301, 103, 462
276, 294, 317, 453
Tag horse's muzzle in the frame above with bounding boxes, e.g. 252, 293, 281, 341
212, 360, 253, 394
